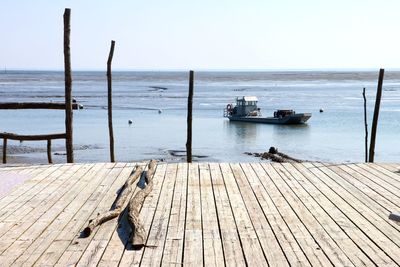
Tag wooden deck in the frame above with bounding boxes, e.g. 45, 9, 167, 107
0, 162, 399, 266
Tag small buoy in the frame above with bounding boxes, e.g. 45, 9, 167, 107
78, 104, 84, 109
319, 108, 324, 113
128, 120, 133, 124
158, 109, 162, 114
72, 98, 77, 103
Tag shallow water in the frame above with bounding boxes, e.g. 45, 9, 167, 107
1, 70, 400, 163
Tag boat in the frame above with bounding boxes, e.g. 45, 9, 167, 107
223, 96, 311, 124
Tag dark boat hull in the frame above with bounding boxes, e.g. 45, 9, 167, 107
228, 113, 311, 124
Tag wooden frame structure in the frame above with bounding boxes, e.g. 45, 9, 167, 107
1, 8, 74, 164
0, 99, 75, 164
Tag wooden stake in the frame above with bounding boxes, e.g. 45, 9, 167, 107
368, 69, 384, 163
128, 159, 157, 249
107, 40, 116, 162
82, 165, 143, 237
362, 88, 368, 163
47, 139, 52, 164
64, 8, 73, 163
2, 138, 7, 164
186, 70, 194, 163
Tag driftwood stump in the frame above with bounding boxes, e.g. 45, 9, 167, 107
82, 165, 143, 237
128, 159, 157, 249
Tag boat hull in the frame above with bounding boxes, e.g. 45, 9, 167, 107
228, 113, 311, 124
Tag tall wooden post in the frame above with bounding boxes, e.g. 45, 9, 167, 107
368, 68, 384, 163
47, 139, 53, 164
186, 70, 194, 163
362, 88, 368, 163
107, 40, 116, 162
2, 138, 7, 164
63, 8, 73, 163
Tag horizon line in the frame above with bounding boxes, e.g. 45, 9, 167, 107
2, 67, 399, 72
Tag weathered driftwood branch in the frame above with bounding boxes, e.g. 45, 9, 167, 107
82, 165, 143, 237
128, 159, 157, 249
107, 40, 116, 163
0, 102, 81, 110
246, 147, 304, 163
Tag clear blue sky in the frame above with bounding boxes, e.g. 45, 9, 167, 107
1, 0, 399, 70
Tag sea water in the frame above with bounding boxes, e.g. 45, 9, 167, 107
1, 70, 399, 163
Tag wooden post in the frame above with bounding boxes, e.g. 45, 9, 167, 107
64, 8, 73, 163
2, 138, 7, 164
107, 40, 116, 162
186, 70, 194, 163
362, 88, 368, 163
47, 139, 52, 164
368, 68, 384, 163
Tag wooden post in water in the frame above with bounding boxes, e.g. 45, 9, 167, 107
2, 138, 7, 164
63, 8, 73, 163
368, 68, 384, 163
47, 139, 52, 164
186, 70, 194, 163
107, 40, 116, 162
362, 88, 368, 163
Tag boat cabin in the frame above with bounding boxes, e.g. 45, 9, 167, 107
233, 96, 259, 116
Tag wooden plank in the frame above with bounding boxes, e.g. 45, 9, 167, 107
302, 162, 399, 265
0, 164, 77, 222
325, 164, 400, 213
139, 163, 179, 266
95, 163, 143, 267
230, 163, 288, 266
276, 163, 369, 266
183, 163, 203, 266
117, 163, 167, 266
160, 163, 188, 267
319, 164, 400, 243
337, 164, 400, 207
293, 163, 397, 266
0, 163, 111, 266
43, 163, 120, 266
378, 163, 400, 174
219, 163, 267, 266
0, 165, 62, 210
363, 164, 400, 188
245, 163, 312, 266
324, 164, 400, 215
12, 163, 125, 266
0, 164, 79, 239
209, 163, 246, 266
259, 163, 334, 267
48, 163, 129, 267
198, 163, 224, 267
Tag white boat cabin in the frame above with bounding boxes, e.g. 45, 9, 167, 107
234, 96, 259, 116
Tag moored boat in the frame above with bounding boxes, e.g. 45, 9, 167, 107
223, 96, 311, 124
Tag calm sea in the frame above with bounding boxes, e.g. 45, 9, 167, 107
1, 70, 399, 163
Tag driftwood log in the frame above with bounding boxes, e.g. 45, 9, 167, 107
128, 159, 157, 249
247, 147, 304, 163
82, 165, 143, 237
